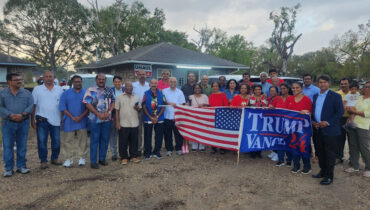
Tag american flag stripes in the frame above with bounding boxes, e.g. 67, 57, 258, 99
174, 105, 241, 151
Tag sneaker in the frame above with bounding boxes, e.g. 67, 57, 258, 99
131, 158, 141, 163
90, 163, 99, 169
51, 159, 62, 166
78, 158, 86, 166
145, 156, 151, 160
16, 167, 30, 174
275, 161, 285, 167
166, 151, 172, 156
256, 152, 262, 159
344, 167, 359, 173
301, 168, 312, 174
153, 154, 162, 160
3, 170, 13, 177
268, 151, 276, 158
363, 171, 370, 178
285, 161, 292, 167
185, 144, 189, 154
291, 167, 300, 174
121, 159, 128, 165
63, 159, 73, 168
192, 149, 197, 152
40, 162, 48, 170
111, 155, 118, 161
200, 149, 205, 152
176, 150, 182, 155
271, 153, 279, 162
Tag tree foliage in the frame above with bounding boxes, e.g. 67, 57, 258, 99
2, 0, 90, 72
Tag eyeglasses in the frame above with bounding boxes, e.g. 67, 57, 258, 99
11, 79, 23, 82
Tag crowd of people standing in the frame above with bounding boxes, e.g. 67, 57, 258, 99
0, 69, 369, 186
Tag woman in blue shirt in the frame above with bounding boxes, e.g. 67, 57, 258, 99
224, 79, 239, 103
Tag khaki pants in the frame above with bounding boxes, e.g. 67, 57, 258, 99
62, 129, 88, 160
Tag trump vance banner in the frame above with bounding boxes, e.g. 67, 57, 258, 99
174, 105, 312, 157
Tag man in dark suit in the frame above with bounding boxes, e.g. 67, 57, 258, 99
312, 75, 344, 185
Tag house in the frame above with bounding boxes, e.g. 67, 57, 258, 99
0, 53, 37, 88
77, 42, 248, 87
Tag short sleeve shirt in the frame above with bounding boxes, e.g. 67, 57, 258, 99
83, 86, 114, 123
133, 81, 150, 103
59, 88, 87, 132
115, 93, 141, 127
162, 88, 186, 119
32, 84, 63, 126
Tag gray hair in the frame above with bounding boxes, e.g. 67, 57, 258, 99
259, 72, 268, 77
169, 77, 177, 82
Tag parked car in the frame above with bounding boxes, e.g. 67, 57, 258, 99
206, 75, 302, 86
63, 74, 115, 91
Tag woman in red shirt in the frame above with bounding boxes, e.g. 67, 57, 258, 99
286, 82, 312, 174
209, 82, 228, 154
209, 82, 229, 107
231, 84, 250, 106
279, 83, 292, 108
268, 86, 283, 108
248, 84, 267, 108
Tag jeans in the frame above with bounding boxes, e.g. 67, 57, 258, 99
164, 119, 183, 151
2, 119, 30, 170
293, 155, 311, 170
144, 122, 164, 157
36, 121, 60, 163
89, 121, 111, 163
277, 150, 292, 163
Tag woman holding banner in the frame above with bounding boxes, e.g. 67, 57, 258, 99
248, 84, 267, 158
268, 86, 289, 163
189, 84, 209, 151
279, 83, 292, 108
230, 84, 250, 107
286, 82, 312, 174
209, 82, 229, 154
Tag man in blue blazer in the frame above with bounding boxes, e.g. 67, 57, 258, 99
311, 75, 344, 185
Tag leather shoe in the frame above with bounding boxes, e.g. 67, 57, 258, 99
51, 159, 62, 166
99, 160, 108, 166
312, 172, 324, 178
320, 178, 333, 185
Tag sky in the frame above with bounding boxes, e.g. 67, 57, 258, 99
1, 0, 369, 55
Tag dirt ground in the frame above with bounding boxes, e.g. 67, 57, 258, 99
0, 129, 369, 210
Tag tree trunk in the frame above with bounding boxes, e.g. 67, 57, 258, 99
281, 58, 288, 76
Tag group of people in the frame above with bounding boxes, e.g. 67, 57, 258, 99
0, 69, 369, 186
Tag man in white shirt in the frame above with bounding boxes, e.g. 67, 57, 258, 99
132, 70, 149, 156
163, 77, 186, 156
31, 71, 63, 169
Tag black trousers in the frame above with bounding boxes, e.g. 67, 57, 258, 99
314, 129, 339, 179
119, 127, 139, 159
164, 119, 183, 151
337, 117, 348, 160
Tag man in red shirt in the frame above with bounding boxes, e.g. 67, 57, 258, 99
267, 69, 284, 86
239, 72, 254, 87
157, 70, 170, 90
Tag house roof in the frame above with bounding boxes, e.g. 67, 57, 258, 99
77, 42, 248, 70
0, 53, 37, 67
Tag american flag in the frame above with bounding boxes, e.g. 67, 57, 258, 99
174, 105, 241, 151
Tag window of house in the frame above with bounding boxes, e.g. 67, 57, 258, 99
0, 67, 7, 82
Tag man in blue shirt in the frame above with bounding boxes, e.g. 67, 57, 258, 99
311, 75, 344, 185
0, 73, 34, 177
260, 72, 272, 97
302, 73, 320, 102
59, 75, 88, 167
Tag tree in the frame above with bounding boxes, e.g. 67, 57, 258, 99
192, 27, 228, 54
269, 4, 302, 75
331, 20, 370, 79
88, 1, 166, 57
1, 0, 91, 72
159, 30, 198, 51
216, 34, 255, 67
